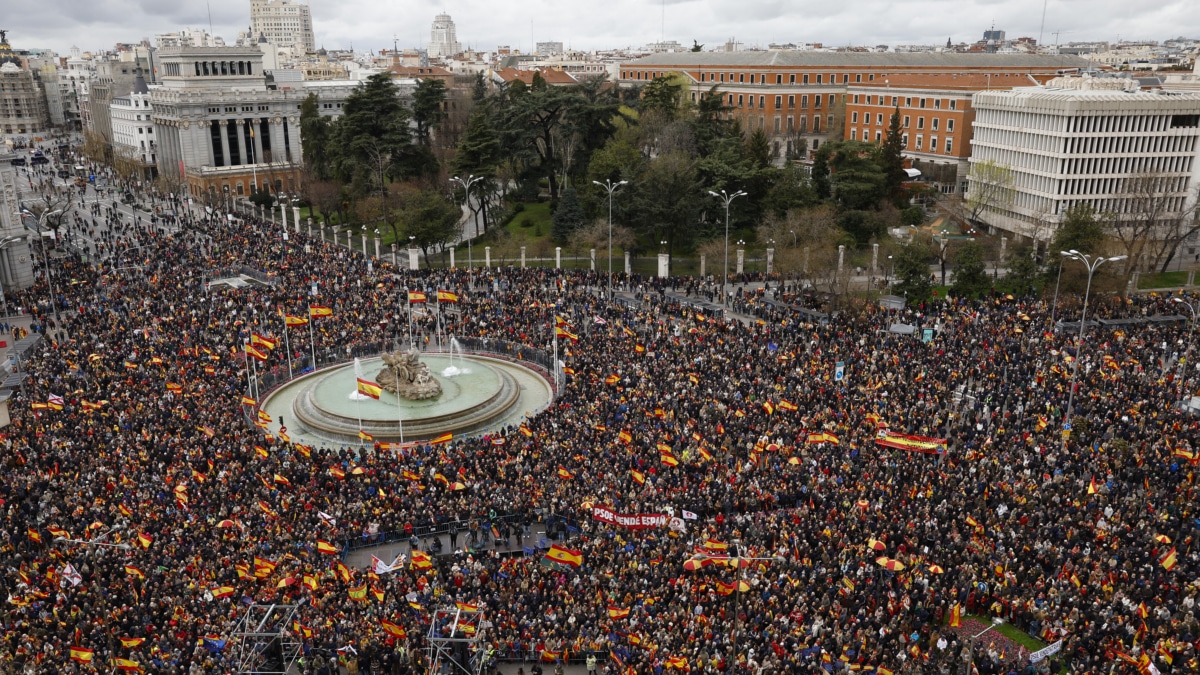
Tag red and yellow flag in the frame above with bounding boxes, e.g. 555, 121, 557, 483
317, 540, 339, 555
308, 305, 333, 317
408, 291, 427, 304
545, 544, 583, 568
69, 647, 94, 663
356, 378, 383, 400
436, 290, 459, 303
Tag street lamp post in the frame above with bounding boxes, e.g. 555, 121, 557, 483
450, 175, 483, 278
966, 618, 1005, 675
1172, 296, 1198, 406
1050, 254, 1067, 324
0, 235, 25, 313
707, 189, 747, 312
19, 207, 63, 324
592, 179, 627, 299
1060, 251, 1126, 450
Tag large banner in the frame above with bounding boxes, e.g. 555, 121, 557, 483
874, 430, 947, 455
591, 506, 669, 529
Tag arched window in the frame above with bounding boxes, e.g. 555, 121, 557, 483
194, 62, 201, 76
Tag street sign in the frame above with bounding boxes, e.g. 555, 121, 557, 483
835, 361, 845, 382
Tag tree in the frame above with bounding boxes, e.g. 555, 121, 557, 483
326, 73, 426, 193
452, 107, 502, 232
964, 159, 1014, 225
999, 251, 1041, 298
299, 93, 332, 179
878, 107, 907, 204
826, 141, 887, 212
640, 76, 684, 119
745, 129, 772, 170
1051, 204, 1107, 259
811, 145, 831, 200
502, 77, 577, 207
633, 152, 703, 262
691, 40, 704, 52
1105, 173, 1200, 273
552, 184, 586, 242
950, 240, 990, 298
400, 189, 460, 261
411, 77, 448, 147
893, 240, 932, 304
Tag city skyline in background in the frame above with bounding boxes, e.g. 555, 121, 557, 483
4, 0, 1200, 56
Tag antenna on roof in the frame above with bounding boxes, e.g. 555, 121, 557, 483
1037, 0, 1048, 50
207, 0, 214, 37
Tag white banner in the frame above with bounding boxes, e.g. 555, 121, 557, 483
1028, 640, 1062, 663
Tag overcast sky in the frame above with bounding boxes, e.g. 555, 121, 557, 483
5, 0, 1198, 56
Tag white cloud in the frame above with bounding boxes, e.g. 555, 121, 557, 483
5, 0, 1197, 55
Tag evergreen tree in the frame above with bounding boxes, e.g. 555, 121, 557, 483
551, 185, 586, 242
893, 241, 933, 304
878, 107, 907, 202
299, 93, 331, 179
411, 78, 448, 146
1051, 204, 1106, 258
999, 252, 1041, 298
746, 128, 772, 170
811, 145, 831, 200
950, 240, 990, 298
641, 76, 683, 118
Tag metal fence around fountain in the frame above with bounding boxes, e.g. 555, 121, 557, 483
242, 337, 557, 431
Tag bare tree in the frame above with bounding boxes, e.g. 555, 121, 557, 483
963, 159, 1014, 226
1106, 172, 1200, 273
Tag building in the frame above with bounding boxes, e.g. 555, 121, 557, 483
428, 14, 461, 60
492, 67, 578, 87
249, 0, 315, 53
110, 74, 157, 180
0, 32, 52, 137
155, 29, 227, 50
618, 52, 1091, 160
149, 45, 354, 202
0, 151, 37, 293
967, 76, 1200, 244
536, 42, 564, 57
843, 72, 1064, 193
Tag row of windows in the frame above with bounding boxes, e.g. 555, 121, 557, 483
850, 129, 954, 155
852, 111, 955, 133
623, 70, 889, 85
728, 93, 838, 111
191, 60, 254, 77
852, 94, 958, 110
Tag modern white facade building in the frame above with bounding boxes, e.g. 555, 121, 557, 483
428, 14, 461, 60
968, 76, 1200, 240
249, 0, 315, 53
110, 75, 156, 178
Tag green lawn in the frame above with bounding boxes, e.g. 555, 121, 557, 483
1137, 271, 1188, 289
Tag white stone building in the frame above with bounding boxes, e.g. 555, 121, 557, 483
968, 76, 1200, 241
149, 45, 354, 202
428, 14, 461, 60
249, 0, 315, 53
110, 75, 156, 179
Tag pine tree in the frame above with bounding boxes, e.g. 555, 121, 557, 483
811, 145, 831, 200
879, 107, 907, 201
551, 185, 586, 243
950, 240, 990, 298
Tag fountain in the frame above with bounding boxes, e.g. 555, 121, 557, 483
260, 347, 553, 446
441, 337, 471, 378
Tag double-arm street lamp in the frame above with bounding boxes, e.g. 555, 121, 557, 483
707, 189, 747, 313
592, 179, 627, 298
1060, 250, 1126, 450
450, 175, 484, 273
1173, 296, 1199, 406
19, 206, 64, 324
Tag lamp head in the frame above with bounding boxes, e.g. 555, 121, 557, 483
708, 191, 720, 198
592, 180, 602, 187
1109, 255, 1127, 262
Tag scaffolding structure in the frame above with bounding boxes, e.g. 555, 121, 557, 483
229, 603, 303, 674
426, 606, 487, 675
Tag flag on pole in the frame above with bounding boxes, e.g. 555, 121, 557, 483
308, 305, 333, 317
251, 334, 277, 350
356, 378, 383, 399
284, 314, 309, 327
408, 291, 427, 303
436, 290, 459, 303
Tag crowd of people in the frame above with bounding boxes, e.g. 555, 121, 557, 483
1, 191, 1197, 675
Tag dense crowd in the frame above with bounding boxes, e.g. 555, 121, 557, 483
1, 195, 1197, 675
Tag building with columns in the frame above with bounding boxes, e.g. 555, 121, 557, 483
0, 151, 37, 295
149, 45, 354, 203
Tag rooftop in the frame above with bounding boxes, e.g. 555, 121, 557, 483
622, 51, 1093, 69
846, 72, 1045, 91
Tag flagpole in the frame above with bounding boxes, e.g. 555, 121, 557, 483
244, 338, 253, 400
396, 390, 404, 444
407, 294, 414, 349
553, 318, 558, 391
308, 316, 317, 371
282, 315, 293, 380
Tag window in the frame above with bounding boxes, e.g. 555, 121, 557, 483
816, 74, 823, 84
787, 115, 794, 131
932, 118, 939, 131
875, 131, 882, 142
788, 95, 795, 108
902, 133, 909, 148
903, 115, 910, 127
720, 73, 725, 82
852, 111, 859, 123
775, 95, 782, 109
945, 138, 953, 154
813, 116, 821, 132
737, 94, 744, 106
905, 97, 912, 106
891, 96, 898, 106
758, 95, 765, 109
949, 100, 957, 110
814, 95, 822, 109
739, 73, 744, 83
774, 116, 781, 133
700, 73, 706, 82
776, 74, 782, 84
947, 119, 954, 132
877, 114, 883, 125
801, 95, 808, 109
934, 99, 941, 109
850, 129, 857, 140
915, 135, 923, 150
789, 74, 795, 83
855, 74, 862, 82
802, 74, 809, 84
919, 98, 926, 109
930, 137, 938, 152
917, 117, 925, 130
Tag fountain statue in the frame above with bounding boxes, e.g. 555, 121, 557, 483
376, 349, 443, 400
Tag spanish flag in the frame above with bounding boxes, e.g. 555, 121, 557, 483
455, 601, 479, 612
408, 291, 427, 304
762, 401, 775, 415
545, 544, 583, 568
137, 532, 153, 549
240, 395, 257, 406
605, 374, 621, 385
27, 528, 41, 543
607, 605, 630, 619
124, 565, 145, 580
302, 575, 318, 591
245, 345, 269, 361
356, 378, 383, 400
631, 469, 646, 485
317, 540, 339, 555
411, 550, 433, 569
308, 305, 333, 317
437, 290, 459, 303
1087, 476, 1099, 495
557, 466, 574, 480
430, 432, 453, 445
358, 430, 374, 442
660, 452, 679, 467
381, 619, 407, 638
618, 430, 632, 444
69, 647, 94, 663
778, 400, 798, 411
1161, 547, 1178, 571
119, 637, 145, 648
284, 314, 309, 327
211, 586, 236, 599
555, 326, 579, 342
704, 539, 728, 552
948, 603, 961, 627
251, 334, 277, 350
665, 657, 689, 670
